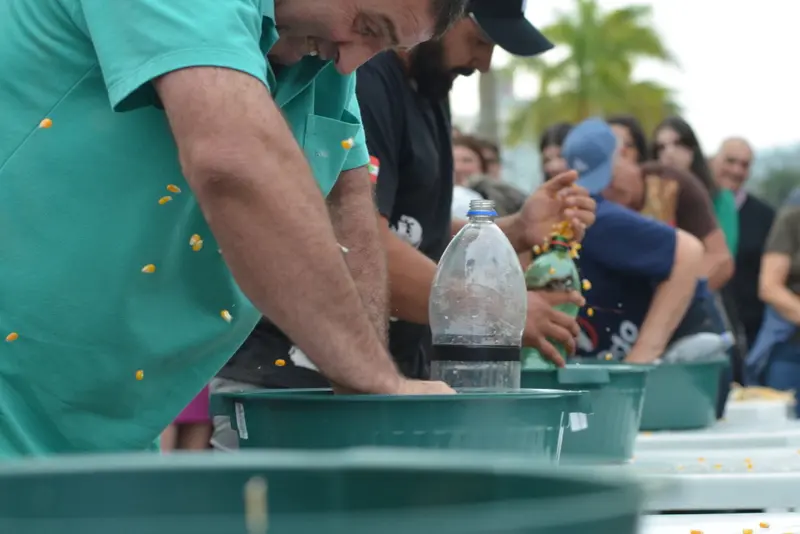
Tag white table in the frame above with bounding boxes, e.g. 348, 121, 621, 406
640, 513, 800, 534
636, 420, 800, 452
622, 448, 800, 512
724, 400, 794, 425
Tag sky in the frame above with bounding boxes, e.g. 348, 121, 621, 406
450, 0, 799, 152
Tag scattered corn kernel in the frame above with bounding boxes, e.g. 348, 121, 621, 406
275, 359, 286, 367
587, 308, 594, 317
221, 310, 233, 323
533, 245, 541, 254
549, 267, 556, 275
743, 530, 753, 534
135, 370, 144, 380
158, 196, 172, 205
604, 353, 613, 360
582, 279, 592, 291
341, 138, 354, 150
192, 239, 204, 252
5, 332, 19, 342
760, 522, 770, 529
141, 264, 156, 273
166, 184, 181, 194
690, 530, 703, 534
39, 118, 53, 128
189, 234, 201, 246
713, 464, 722, 470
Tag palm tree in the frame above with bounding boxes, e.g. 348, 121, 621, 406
504, 0, 680, 145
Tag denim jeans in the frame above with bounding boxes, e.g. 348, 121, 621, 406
764, 340, 800, 418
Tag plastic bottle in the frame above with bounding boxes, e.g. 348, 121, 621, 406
521, 226, 582, 369
429, 199, 527, 389
659, 332, 734, 364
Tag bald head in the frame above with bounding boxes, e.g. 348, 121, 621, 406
712, 137, 754, 192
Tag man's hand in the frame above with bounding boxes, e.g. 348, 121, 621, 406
623, 344, 662, 365
523, 291, 585, 367
334, 379, 455, 395
510, 171, 597, 250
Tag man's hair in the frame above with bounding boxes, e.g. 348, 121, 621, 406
430, 0, 469, 37
453, 135, 489, 173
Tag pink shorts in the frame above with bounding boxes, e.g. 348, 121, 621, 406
174, 386, 211, 424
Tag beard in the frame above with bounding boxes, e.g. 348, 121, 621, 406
407, 40, 475, 101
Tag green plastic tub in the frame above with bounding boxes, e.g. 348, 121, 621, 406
639, 357, 729, 431
522, 364, 651, 463
212, 388, 590, 460
0, 449, 644, 534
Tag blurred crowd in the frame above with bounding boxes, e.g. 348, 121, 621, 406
453, 114, 800, 417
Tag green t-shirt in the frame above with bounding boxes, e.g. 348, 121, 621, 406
712, 189, 740, 256
0, 0, 368, 457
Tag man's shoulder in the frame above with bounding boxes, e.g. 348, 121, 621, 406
357, 51, 406, 92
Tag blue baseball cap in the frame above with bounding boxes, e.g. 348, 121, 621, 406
561, 118, 617, 194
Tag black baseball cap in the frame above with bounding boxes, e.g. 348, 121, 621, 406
469, 0, 554, 57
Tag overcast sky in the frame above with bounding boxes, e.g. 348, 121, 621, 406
450, 0, 799, 152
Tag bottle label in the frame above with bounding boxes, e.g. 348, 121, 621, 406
431, 345, 521, 363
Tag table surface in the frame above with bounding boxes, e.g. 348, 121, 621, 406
640, 513, 800, 534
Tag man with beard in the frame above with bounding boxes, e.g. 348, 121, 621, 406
210, 0, 597, 451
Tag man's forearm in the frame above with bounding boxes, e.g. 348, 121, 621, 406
328, 167, 388, 344
634, 233, 704, 356
383, 225, 437, 324
762, 286, 800, 325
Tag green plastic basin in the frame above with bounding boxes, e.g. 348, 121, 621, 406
639, 358, 729, 431
0, 449, 644, 534
212, 388, 590, 461
522, 364, 651, 463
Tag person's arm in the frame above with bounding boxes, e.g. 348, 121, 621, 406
582, 204, 703, 363
326, 81, 388, 343
76, 0, 406, 393
759, 208, 800, 324
629, 229, 704, 362
671, 167, 734, 289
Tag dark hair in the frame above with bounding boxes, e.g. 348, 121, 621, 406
477, 139, 500, 160
651, 116, 718, 197
539, 122, 572, 153
607, 114, 648, 164
431, 0, 469, 37
453, 135, 488, 173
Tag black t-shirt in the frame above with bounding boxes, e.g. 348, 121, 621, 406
359, 51, 454, 377
217, 51, 453, 387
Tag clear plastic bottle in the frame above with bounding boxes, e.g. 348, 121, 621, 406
428, 199, 527, 389
660, 332, 734, 364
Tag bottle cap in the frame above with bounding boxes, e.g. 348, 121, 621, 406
467, 199, 497, 217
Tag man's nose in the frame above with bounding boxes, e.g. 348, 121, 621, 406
335, 43, 383, 75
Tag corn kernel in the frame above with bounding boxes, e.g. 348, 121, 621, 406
587, 308, 594, 317
275, 359, 286, 367
533, 245, 541, 254
743, 530, 753, 534
760, 522, 770, 529
192, 239, 204, 252
341, 138, 354, 150
39, 118, 53, 128
5, 332, 19, 342
166, 184, 181, 194
582, 279, 592, 291
690, 530, 703, 534
189, 234, 201, 246
713, 464, 722, 469
135, 370, 144, 380
158, 196, 172, 205
604, 353, 613, 360
221, 310, 233, 323
698, 457, 705, 462
549, 267, 556, 275
141, 264, 156, 273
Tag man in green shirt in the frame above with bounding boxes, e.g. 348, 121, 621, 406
0, 0, 468, 457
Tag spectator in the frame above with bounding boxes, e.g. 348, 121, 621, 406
478, 139, 503, 180
712, 137, 776, 348
605, 115, 733, 291
451, 135, 488, 218
539, 122, 573, 181
652, 116, 739, 256
752, 192, 800, 415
